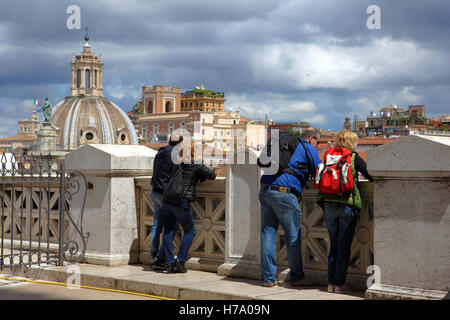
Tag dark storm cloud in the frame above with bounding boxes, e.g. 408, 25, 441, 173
0, 0, 449, 137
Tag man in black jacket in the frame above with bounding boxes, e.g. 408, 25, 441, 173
149, 134, 183, 270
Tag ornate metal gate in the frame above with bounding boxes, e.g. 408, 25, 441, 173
0, 152, 88, 270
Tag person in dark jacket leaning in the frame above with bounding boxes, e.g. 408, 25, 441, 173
316, 129, 373, 294
162, 140, 216, 273
149, 134, 183, 270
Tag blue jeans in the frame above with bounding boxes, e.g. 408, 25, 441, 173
259, 184, 304, 284
323, 202, 358, 286
162, 200, 196, 264
150, 191, 166, 259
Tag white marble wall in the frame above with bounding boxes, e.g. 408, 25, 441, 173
218, 149, 263, 279
65, 144, 156, 266
366, 135, 450, 300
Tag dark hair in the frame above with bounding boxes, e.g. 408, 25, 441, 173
169, 134, 183, 146
300, 129, 319, 140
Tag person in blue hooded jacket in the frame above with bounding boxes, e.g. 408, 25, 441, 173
259, 130, 321, 287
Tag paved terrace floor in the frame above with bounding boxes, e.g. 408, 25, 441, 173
1, 263, 364, 300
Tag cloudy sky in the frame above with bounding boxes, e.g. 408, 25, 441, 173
0, 0, 449, 136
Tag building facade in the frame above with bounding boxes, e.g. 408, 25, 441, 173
140, 85, 181, 114
268, 122, 311, 135
361, 104, 427, 138
180, 85, 225, 112
132, 84, 265, 152
0, 111, 40, 153
344, 117, 352, 130
134, 111, 266, 153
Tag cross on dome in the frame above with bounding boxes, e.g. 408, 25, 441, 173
84, 26, 90, 43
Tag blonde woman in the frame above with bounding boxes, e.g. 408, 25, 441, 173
318, 130, 373, 293
162, 140, 216, 273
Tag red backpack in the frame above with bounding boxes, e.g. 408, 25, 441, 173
314, 147, 354, 198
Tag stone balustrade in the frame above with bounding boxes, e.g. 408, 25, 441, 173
6, 138, 446, 299
215, 150, 374, 290
135, 177, 226, 272
365, 134, 449, 300
135, 169, 374, 290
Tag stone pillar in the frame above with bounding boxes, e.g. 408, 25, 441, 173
90, 68, 93, 90
80, 67, 85, 92
365, 134, 450, 300
98, 69, 103, 96
218, 149, 263, 279
71, 67, 76, 94
34, 122, 58, 152
65, 144, 157, 266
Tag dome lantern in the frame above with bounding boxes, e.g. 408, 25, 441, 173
71, 29, 103, 97
50, 34, 138, 151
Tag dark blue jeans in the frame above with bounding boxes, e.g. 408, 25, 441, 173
259, 184, 304, 284
150, 191, 166, 259
162, 200, 196, 264
323, 202, 358, 286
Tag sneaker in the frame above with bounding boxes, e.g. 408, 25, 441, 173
176, 260, 187, 273
166, 262, 178, 273
263, 281, 278, 287
151, 257, 166, 270
327, 284, 335, 293
284, 277, 316, 287
334, 285, 349, 294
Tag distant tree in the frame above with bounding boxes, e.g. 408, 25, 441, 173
287, 127, 301, 138
442, 124, 449, 132
401, 117, 410, 125
409, 115, 419, 124
132, 102, 141, 115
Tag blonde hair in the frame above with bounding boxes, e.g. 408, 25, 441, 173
335, 130, 358, 151
179, 140, 203, 163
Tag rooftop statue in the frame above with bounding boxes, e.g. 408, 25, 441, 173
42, 97, 52, 122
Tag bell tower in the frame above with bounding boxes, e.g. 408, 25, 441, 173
71, 27, 103, 97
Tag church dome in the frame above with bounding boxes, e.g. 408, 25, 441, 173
51, 96, 138, 150
50, 32, 137, 151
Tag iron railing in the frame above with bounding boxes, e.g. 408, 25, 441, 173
0, 152, 88, 270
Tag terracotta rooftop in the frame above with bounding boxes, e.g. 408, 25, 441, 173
316, 143, 329, 151
318, 150, 368, 163
0, 134, 36, 143
239, 116, 252, 123
357, 136, 394, 145
317, 137, 334, 143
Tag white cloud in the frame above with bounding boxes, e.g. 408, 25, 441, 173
0, 98, 43, 137
250, 37, 449, 91
0, 118, 19, 137
1, 0, 449, 135
226, 93, 326, 125
347, 85, 424, 119
398, 86, 423, 104
105, 77, 140, 101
